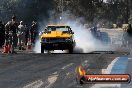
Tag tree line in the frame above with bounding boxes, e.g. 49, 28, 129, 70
54, 0, 132, 26
0, 0, 131, 26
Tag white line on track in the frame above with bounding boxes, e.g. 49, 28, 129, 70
128, 58, 132, 60
102, 57, 119, 74
92, 57, 128, 88
23, 80, 43, 88
61, 63, 74, 70
91, 84, 121, 88
45, 74, 58, 88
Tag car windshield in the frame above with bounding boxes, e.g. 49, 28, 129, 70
47, 26, 69, 31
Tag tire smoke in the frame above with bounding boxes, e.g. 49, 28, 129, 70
66, 21, 111, 53
33, 12, 112, 53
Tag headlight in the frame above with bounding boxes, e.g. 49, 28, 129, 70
41, 38, 47, 42
65, 37, 72, 41
39, 32, 42, 36
39, 31, 45, 36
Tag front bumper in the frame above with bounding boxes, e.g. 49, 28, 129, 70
41, 42, 74, 50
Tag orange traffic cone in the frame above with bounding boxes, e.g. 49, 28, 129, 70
2, 40, 9, 54
2, 45, 9, 54
27, 38, 32, 50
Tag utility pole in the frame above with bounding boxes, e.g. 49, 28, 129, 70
126, 0, 129, 23
59, 0, 64, 20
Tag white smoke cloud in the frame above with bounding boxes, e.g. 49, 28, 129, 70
33, 21, 48, 53
33, 11, 113, 53
65, 20, 111, 53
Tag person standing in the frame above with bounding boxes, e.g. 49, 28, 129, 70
0, 20, 5, 47
5, 15, 18, 53
30, 21, 38, 44
18, 21, 26, 50
25, 24, 29, 45
127, 24, 132, 34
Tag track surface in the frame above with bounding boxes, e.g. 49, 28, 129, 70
0, 54, 127, 88
0, 29, 131, 88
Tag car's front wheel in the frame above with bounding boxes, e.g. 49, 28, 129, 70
41, 44, 44, 53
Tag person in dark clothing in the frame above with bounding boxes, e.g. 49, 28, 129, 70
25, 24, 30, 45
5, 15, 18, 53
0, 21, 5, 47
30, 21, 38, 44
127, 24, 132, 35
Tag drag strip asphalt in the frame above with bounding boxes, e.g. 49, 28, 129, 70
0, 53, 127, 88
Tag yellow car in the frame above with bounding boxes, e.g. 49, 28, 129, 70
40, 24, 76, 53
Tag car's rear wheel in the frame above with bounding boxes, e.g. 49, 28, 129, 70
68, 46, 73, 53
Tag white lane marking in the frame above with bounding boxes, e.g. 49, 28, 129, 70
61, 63, 74, 70
52, 71, 58, 75
94, 58, 121, 88
128, 58, 132, 60
66, 72, 70, 76
102, 57, 119, 74
45, 74, 58, 88
94, 57, 128, 88
32, 63, 74, 88
110, 57, 128, 74
23, 80, 43, 88
50, 50, 67, 53
91, 84, 121, 88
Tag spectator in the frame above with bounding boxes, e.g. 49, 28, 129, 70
25, 24, 30, 45
127, 24, 132, 34
18, 21, 26, 50
30, 21, 38, 44
5, 15, 18, 53
0, 20, 5, 47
